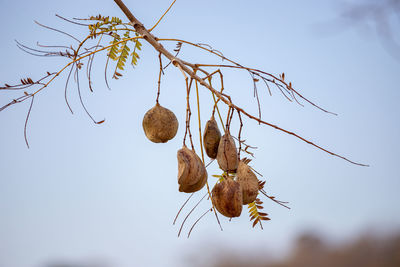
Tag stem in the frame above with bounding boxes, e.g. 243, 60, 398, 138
156, 52, 163, 104
195, 80, 205, 163
194, 79, 222, 230
148, 0, 177, 32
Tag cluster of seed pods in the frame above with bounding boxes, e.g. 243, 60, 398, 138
142, 103, 259, 218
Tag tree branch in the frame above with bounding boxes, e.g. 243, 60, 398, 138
112, 0, 367, 166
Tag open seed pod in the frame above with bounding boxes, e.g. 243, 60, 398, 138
212, 178, 243, 218
203, 116, 221, 159
236, 159, 259, 205
177, 146, 207, 193
142, 103, 178, 143
217, 132, 239, 172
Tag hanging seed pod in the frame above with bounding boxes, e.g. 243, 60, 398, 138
236, 159, 259, 205
203, 116, 221, 159
217, 132, 239, 172
212, 178, 243, 218
177, 146, 208, 193
142, 103, 178, 143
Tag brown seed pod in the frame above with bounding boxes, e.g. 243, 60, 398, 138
142, 103, 178, 143
212, 178, 243, 218
236, 159, 259, 205
217, 132, 239, 172
203, 116, 221, 159
177, 146, 208, 193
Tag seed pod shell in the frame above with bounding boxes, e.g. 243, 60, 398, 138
177, 146, 207, 193
142, 103, 178, 143
212, 178, 243, 218
203, 116, 221, 159
217, 132, 239, 172
236, 160, 259, 205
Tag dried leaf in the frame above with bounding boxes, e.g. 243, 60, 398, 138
252, 218, 259, 228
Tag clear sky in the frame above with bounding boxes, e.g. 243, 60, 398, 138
0, 0, 399, 267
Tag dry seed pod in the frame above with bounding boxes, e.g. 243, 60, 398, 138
212, 178, 243, 218
142, 103, 178, 143
217, 132, 239, 172
236, 159, 259, 205
203, 116, 221, 159
177, 146, 207, 193
179, 169, 207, 193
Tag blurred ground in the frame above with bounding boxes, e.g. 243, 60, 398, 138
42, 230, 400, 267
196, 230, 400, 267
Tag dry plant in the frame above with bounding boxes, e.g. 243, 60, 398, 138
0, 0, 368, 237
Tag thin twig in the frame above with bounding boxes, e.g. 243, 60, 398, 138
156, 52, 163, 103
34, 20, 81, 43
187, 208, 211, 238
75, 63, 104, 124
259, 189, 290, 209
55, 14, 90, 26
178, 193, 207, 237
64, 64, 75, 114
237, 110, 243, 158
173, 193, 194, 225
148, 0, 177, 32
24, 95, 35, 148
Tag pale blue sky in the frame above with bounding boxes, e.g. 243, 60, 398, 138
0, 0, 399, 267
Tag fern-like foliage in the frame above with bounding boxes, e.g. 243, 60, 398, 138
131, 33, 142, 66
89, 15, 122, 24
105, 31, 142, 79
112, 31, 131, 79
248, 198, 270, 229
84, 15, 143, 79
88, 15, 124, 38
20, 78, 35, 85
108, 33, 121, 60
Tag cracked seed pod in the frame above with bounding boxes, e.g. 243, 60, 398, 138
217, 132, 239, 172
142, 103, 178, 143
212, 178, 243, 218
203, 116, 221, 159
236, 159, 259, 205
177, 146, 208, 193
